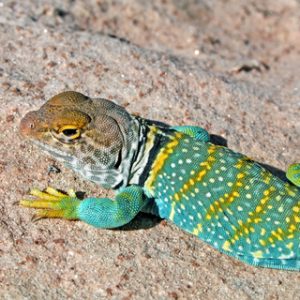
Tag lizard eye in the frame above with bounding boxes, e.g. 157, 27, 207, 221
59, 126, 81, 140
62, 128, 79, 137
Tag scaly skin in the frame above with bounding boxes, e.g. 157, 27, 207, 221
20, 91, 300, 271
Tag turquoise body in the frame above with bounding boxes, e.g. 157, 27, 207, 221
143, 131, 300, 270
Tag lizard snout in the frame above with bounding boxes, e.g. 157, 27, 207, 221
19, 111, 40, 137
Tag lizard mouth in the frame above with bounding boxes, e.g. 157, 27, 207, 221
32, 140, 112, 174
32, 140, 75, 163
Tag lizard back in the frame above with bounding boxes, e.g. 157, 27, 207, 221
144, 131, 300, 270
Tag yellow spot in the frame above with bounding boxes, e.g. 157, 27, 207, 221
288, 190, 296, 197
292, 206, 299, 213
235, 160, 244, 169
222, 241, 231, 251
261, 197, 268, 205
237, 173, 245, 179
288, 224, 296, 232
207, 156, 216, 162
169, 202, 176, 221
192, 223, 203, 235
255, 206, 262, 213
174, 193, 180, 201
286, 242, 294, 250
252, 250, 263, 258
261, 228, 266, 236
271, 230, 283, 241
259, 240, 266, 246
197, 170, 207, 181
209, 204, 215, 212
263, 176, 271, 184
207, 147, 215, 154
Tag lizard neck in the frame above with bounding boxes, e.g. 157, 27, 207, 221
110, 116, 142, 189
128, 117, 173, 187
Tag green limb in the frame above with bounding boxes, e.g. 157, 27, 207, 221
20, 185, 147, 228
171, 125, 210, 142
75, 185, 146, 228
286, 163, 300, 187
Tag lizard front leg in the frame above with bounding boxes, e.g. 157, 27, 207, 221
20, 185, 147, 228
171, 125, 210, 142
287, 163, 300, 187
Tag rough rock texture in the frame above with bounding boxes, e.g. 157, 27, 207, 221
0, 0, 300, 299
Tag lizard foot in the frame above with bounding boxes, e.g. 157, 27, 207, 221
20, 187, 80, 221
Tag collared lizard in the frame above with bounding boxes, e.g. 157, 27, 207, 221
19, 91, 300, 271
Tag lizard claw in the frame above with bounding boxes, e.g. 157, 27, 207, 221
20, 187, 80, 220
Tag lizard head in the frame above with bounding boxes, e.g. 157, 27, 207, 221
20, 91, 140, 189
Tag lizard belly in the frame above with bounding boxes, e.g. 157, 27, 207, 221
145, 135, 300, 270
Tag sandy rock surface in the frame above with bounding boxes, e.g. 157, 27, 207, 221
0, 0, 299, 299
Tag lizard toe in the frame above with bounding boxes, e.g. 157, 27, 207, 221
20, 187, 80, 220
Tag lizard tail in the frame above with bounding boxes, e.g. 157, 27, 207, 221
286, 163, 300, 187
